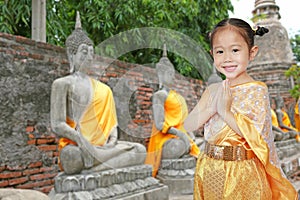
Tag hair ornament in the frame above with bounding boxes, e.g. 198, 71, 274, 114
253, 26, 269, 36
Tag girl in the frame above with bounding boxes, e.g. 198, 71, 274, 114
184, 18, 298, 199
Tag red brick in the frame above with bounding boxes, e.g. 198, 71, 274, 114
9, 177, 28, 186
51, 45, 65, 53
0, 180, 9, 187
0, 171, 22, 179
16, 182, 36, 189
139, 87, 153, 92
27, 139, 36, 145
39, 166, 55, 173
0, 32, 14, 40
17, 179, 52, 189
106, 72, 118, 77
11, 44, 25, 51
0, 166, 6, 172
15, 35, 35, 45
129, 71, 144, 77
53, 151, 59, 157
61, 59, 69, 64
38, 185, 54, 194
36, 42, 54, 50
30, 173, 57, 181
28, 161, 43, 168
6, 49, 16, 55
37, 138, 55, 145
23, 168, 40, 175
29, 53, 44, 60
6, 165, 26, 171
38, 145, 57, 151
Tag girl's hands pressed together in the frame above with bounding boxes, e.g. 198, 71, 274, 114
217, 79, 232, 119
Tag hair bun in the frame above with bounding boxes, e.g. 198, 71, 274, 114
254, 26, 269, 36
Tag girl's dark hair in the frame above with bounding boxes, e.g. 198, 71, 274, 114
208, 18, 269, 50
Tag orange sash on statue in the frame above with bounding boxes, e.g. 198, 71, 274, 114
281, 109, 298, 132
294, 99, 300, 131
58, 78, 117, 150
145, 90, 199, 177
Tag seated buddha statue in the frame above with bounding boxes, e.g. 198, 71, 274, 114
274, 95, 299, 140
145, 45, 199, 177
50, 12, 146, 175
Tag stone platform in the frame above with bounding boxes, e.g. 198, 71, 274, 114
48, 165, 168, 200
276, 139, 300, 195
156, 156, 196, 196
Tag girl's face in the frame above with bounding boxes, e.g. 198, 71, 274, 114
211, 28, 258, 84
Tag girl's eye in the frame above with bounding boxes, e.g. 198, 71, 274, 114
233, 49, 239, 53
216, 50, 223, 54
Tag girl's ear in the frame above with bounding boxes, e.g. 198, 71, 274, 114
210, 49, 213, 56
249, 46, 259, 61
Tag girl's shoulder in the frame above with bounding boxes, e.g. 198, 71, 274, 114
231, 81, 268, 91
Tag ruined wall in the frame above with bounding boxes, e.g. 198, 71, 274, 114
0, 33, 205, 193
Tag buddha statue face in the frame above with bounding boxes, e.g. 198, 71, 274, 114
157, 65, 175, 87
156, 45, 175, 88
70, 43, 94, 73
275, 95, 284, 109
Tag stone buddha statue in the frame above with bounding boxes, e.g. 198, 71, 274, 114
50, 12, 146, 175
274, 95, 298, 139
145, 44, 199, 177
270, 96, 290, 141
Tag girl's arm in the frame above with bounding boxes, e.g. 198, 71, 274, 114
184, 83, 219, 132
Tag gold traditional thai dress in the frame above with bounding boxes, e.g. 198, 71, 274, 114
145, 90, 200, 177
58, 78, 117, 154
194, 81, 298, 200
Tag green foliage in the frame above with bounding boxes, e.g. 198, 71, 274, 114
285, 64, 300, 99
290, 34, 300, 62
288, 34, 300, 99
0, 0, 31, 37
0, 0, 233, 79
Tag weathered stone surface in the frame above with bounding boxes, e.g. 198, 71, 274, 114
0, 189, 50, 200
156, 156, 196, 195
49, 165, 169, 200
249, 19, 293, 97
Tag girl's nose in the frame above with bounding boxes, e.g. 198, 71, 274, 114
224, 52, 232, 62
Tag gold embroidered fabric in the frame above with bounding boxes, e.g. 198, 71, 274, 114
195, 81, 298, 200
194, 152, 272, 200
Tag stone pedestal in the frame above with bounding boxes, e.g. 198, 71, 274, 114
156, 156, 196, 195
48, 165, 169, 200
275, 139, 300, 194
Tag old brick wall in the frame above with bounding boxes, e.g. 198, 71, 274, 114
0, 33, 205, 193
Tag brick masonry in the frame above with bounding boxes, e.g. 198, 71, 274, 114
0, 33, 205, 194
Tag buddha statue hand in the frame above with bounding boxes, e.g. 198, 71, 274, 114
187, 132, 196, 141
169, 127, 191, 154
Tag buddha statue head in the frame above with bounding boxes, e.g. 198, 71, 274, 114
65, 11, 94, 73
155, 44, 175, 89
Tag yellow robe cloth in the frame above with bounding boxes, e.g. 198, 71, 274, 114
294, 98, 300, 131
271, 109, 279, 127
58, 78, 117, 150
145, 90, 200, 177
194, 81, 297, 200
281, 109, 298, 132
